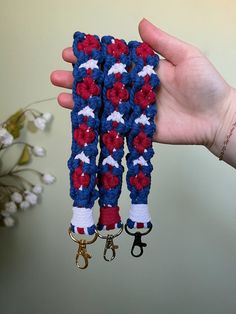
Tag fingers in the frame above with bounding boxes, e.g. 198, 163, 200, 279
57, 92, 74, 109
62, 47, 77, 64
50, 70, 73, 89
138, 18, 201, 65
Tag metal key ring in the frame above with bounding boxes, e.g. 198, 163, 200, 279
124, 224, 152, 236
68, 228, 98, 245
95, 224, 123, 239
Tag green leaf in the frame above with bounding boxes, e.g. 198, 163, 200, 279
18, 145, 31, 165
5, 109, 25, 139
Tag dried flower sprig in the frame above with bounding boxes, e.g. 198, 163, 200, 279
0, 97, 56, 227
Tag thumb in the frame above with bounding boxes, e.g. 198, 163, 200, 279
138, 18, 201, 65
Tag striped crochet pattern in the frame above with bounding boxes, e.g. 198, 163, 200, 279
126, 41, 160, 229
97, 36, 131, 231
68, 32, 103, 235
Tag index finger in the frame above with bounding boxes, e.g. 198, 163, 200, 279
62, 47, 77, 64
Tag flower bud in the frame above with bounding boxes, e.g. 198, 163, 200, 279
4, 201, 17, 214
0, 127, 13, 146
42, 173, 56, 184
34, 117, 46, 130
32, 146, 46, 157
10, 192, 23, 204
32, 184, 43, 195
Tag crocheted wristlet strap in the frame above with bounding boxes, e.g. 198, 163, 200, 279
126, 41, 160, 229
97, 36, 131, 231
68, 32, 103, 235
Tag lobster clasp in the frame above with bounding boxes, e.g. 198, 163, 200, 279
96, 225, 123, 262
103, 235, 119, 262
125, 223, 152, 258
131, 232, 147, 258
75, 240, 91, 269
68, 229, 98, 270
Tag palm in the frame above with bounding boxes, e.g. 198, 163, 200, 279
155, 55, 230, 145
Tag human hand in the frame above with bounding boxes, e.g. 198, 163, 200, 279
50, 19, 236, 159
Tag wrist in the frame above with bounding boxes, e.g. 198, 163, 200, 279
208, 86, 236, 167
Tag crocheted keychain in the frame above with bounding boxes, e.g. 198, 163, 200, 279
96, 36, 131, 261
67, 31, 160, 268
125, 41, 160, 257
67, 31, 103, 269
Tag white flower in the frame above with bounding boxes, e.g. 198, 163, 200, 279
24, 191, 38, 205
20, 200, 30, 210
32, 146, 46, 157
4, 201, 17, 214
0, 127, 13, 146
34, 117, 46, 130
11, 191, 23, 204
4, 216, 15, 227
42, 112, 53, 122
42, 173, 56, 184
1, 210, 10, 217
32, 184, 43, 195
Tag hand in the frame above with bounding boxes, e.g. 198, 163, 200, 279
50, 19, 236, 152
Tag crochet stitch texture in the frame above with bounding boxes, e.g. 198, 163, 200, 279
68, 32, 160, 236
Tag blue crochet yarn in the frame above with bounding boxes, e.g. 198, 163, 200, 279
97, 36, 131, 231
126, 40, 160, 229
68, 32, 104, 234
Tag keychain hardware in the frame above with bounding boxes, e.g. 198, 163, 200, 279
68, 229, 98, 269
125, 224, 152, 257
96, 225, 123, 262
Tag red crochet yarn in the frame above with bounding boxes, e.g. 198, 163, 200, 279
76, 77, 100, 100
72, 167, 90, 189
129, 171, 150, 191
74, 123, 96, 147
77, 34, 101, 55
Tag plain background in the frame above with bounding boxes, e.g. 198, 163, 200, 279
0, 0, 236, 313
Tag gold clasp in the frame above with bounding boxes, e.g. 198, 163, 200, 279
75, 240, 91, 269
68, 229, 98, 270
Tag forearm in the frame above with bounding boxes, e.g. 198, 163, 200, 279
208, 86, 236, 168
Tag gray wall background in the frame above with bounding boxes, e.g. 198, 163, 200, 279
0, 0, 236, 313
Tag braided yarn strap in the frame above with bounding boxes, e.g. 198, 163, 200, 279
68, 32, 103, 235
97, 36, 131, 231
126, 41, 160, 229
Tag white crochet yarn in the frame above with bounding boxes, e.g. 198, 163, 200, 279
133, 156, 148, 166
137, 65, 156, 77
77, 106, 95, 118
79, 59, 99, 70
71, 207, 94, 228
107, 111, 124, 123
102, 155, 119, 168
135, 114, 150, 125
129, 204, 151, 223
74, 151, 90, 163
108, 63, 127, 75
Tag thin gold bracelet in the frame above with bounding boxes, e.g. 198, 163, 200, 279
219, 121, 236, 160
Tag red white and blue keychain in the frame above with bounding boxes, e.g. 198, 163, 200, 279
68, 31, 160, 269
